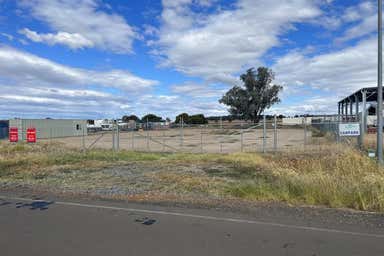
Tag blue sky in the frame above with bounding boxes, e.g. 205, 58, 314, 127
0, 0, 379, 119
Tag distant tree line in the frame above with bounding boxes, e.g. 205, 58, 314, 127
175, 113, 208, 124
121, 113, 209, 124
121, 113, 293, 125
122, 114, 169, 123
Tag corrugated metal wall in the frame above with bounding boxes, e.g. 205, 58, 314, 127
9, 119, 87, 140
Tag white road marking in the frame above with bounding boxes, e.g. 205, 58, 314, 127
1, 195, 384, 239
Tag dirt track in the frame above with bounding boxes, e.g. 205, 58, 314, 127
42, 128, 317, 153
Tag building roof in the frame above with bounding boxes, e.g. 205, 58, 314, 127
338, 87, 384, 104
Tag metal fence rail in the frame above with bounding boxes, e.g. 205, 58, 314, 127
7, 115, 367, 154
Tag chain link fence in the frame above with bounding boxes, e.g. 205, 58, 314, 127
15, 115, 365, 154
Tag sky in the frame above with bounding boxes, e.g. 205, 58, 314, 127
0, 0, 380, 119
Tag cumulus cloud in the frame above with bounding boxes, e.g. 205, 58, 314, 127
0, 45, 228, 119
336, 1, 376, 43
273, 37, 377, 96
0, 83, 134, 119
19, 28, 94, 49
269, 36, 378, 115
153, 0, 321, 83
133, 94, 227, 118
5, 0, 379, 118
171, 82, 227, 98
269, 96, 339, 116
19, 0, 138, 53
0, 46, 158, 91
0, 46, 159, 119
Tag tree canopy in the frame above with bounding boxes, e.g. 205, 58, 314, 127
188, 114, 208, 124
175, 113, 189, 124
175, 113, 208, 124
141, 114, 163, 123
122, 115, 140, 122
219, 67, 282, 123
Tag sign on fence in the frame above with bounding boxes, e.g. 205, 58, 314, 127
27, 128, 36, 143
339, 123, 360, 137
9, 127, 18, 142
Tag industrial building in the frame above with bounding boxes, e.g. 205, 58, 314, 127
337, 87, 384, 132
282, 117, 312, 126
9, 119, 87, 140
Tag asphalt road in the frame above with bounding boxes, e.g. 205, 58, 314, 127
0, 196, 384, 256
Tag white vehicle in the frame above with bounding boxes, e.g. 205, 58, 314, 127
87, 119, 114, 131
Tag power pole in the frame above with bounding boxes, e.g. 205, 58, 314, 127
378, 0, 383, 164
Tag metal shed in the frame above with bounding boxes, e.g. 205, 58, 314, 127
9, 119, 87, 141
337, 87, 384, 133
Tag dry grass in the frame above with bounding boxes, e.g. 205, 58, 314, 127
226, 147, 384, 211
1, 141, 384, 212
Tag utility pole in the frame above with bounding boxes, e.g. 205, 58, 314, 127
378, 0, 383, 164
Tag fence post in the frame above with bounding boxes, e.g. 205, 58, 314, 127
220, 136, 223, 153
146, 128, 149, 152
200, 128, 203, 153
263, 114, 266, 153
220, 116, 223, 129
50, 127, 53, 144
303, 117, 307, 148
112, 123, 116, 151
116, 124, 119, 151
180, 116, 184, 149
131, 130, 134, 150
358, 113, 363, 149
82, 126, 85, 150
162, 130, 165, 152
273, 114, 277, 152
336, 112, 340, 144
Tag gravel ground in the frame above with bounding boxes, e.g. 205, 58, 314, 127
1, 160, 384, 234
0, 161, 232, 200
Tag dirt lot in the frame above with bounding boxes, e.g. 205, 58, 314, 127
43, 128, 316, 153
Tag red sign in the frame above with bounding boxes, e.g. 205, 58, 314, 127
27, 128, 36, 143
9, 127, 18, 142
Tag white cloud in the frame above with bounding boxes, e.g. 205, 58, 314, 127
270, 96, 338, 116
269, 36, 378, 115
0, 80, 148, 119
273, 37, 377, 97
336, 1, 376, 43
0, 46, 229, 119
19, 28, 94, 49
0, 46, 160, 119
19, 0, 138, 53
132, 93, 227, 118
0, 46, 158, 91
0, 95, 66, 104
153, 0, 321, 83
171, 82, 227, 98
0, 32, 13, 41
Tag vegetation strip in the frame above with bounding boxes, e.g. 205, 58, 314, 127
1, 141, 384, 212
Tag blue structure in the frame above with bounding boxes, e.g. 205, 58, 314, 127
0, 120, 9, 139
